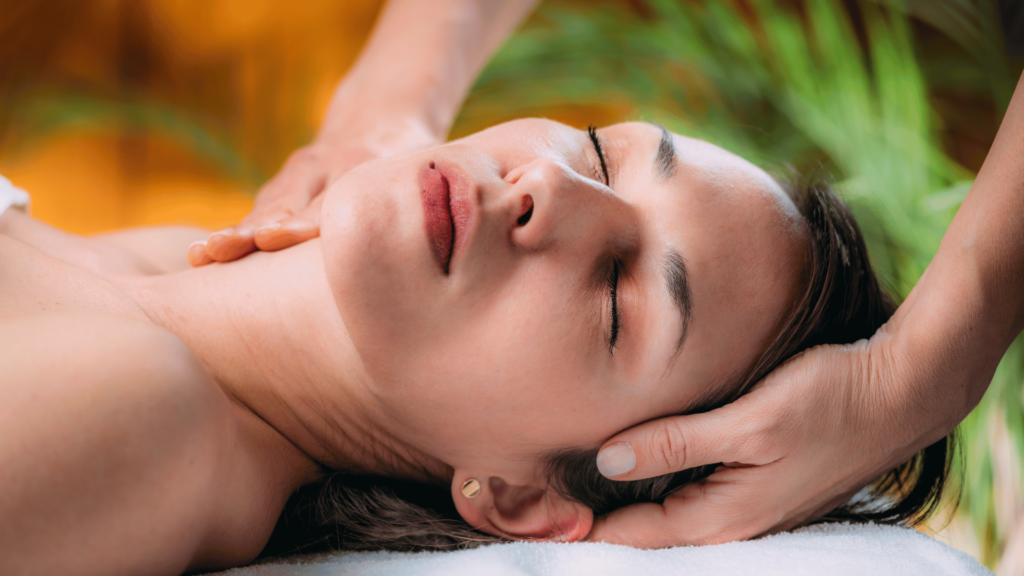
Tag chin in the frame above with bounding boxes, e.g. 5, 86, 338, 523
319, 162, 440, 384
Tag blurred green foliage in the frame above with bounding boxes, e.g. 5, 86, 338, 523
5, 93, 262, 184
458, 0, 1022, 569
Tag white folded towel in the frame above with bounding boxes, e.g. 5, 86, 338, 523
0, 175, 30, 216
211, 522, 990, 576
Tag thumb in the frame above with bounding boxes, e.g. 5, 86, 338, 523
597, 401, 757, 481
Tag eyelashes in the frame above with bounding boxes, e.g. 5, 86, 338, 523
607, 258, 620, 354
590, 125, 619, 355
588, 125, 610, 186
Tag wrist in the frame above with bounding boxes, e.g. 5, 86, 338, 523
317, 95, 444, 158
320, 0, 534, 148
877, 243, 1016, 443
319, 60, 456, 153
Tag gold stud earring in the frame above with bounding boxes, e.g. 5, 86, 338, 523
461, 479, 481, 498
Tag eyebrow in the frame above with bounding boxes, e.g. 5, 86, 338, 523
653, 123, 678, 182
648, 123, 691, 357
664, 250, 693, 358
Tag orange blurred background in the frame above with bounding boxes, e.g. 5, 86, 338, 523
1, 0, 387, 234
5, 2, 1023, 569
0, 0, 628, 236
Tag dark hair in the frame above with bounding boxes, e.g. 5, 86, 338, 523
260, 180, 956, 557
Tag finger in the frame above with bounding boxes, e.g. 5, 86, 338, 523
597, 401, 757, 481
207, 165, 325, 260
586, 503, 677, 548
187, 241, 215, 267
253, 221, 319, 252
203, 228, 257, 263
205, 226, 249, 257
250, 166, 326, 219
587, 467, 783, 548
664, 464, 848, 543
253, 195, 323, 252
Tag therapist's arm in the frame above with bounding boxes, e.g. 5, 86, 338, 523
191, 0, 539, 266
588, 71, 1024, 547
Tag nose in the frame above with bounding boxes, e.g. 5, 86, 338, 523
502, 158, 630, 252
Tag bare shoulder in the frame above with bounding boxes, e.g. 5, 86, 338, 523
0, 313, 236, 576
0, 312, 220, 410
92, 225, 212, 274
1, 208, 209, 275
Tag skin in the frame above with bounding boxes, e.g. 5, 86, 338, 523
0, 119, 807, 574
195, 0, 540, 264
186, 0, 1024, 549
318, 119, 808, 536
590, 72, 1024, 547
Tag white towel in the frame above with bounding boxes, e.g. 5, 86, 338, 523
210, 522, 990, 576
0, 175, 30, 216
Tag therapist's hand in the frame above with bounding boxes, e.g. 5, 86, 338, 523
187, 0, 540, 267
586, 326, 958, 547
207, 139, 373, 260
589, 70, 1024, 548
188, 118, 437, 266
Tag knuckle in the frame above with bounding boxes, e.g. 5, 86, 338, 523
287, 147, 318, 164
255, 181, 287, 203
745, 431, 785, 463
648, 421, 689, 471
233, 215, 260, 229
738, 412, 786, 460
707, 528, 749, 545
691, 523, 734, 546
742, 427, 775, 457
700, 512, 756, 545
277, 151, 317, 176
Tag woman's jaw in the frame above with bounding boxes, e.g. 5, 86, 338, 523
112, 241, 451, 489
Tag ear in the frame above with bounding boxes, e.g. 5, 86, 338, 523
451, 471, 594, 542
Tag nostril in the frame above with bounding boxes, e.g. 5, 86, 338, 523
517, 205, 533, 226
517, 195, 534, 226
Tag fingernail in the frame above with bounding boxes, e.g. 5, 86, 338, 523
187, 241, 208, 266
206, 232, 229, 245
256, 222, 282, 233
552, 531, 574, 543
596, 442, 635, 477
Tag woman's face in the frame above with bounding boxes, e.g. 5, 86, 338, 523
321, 119, 806, 484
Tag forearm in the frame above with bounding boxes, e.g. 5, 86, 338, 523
884, 72, 1024, 435
322, 0, 539, 149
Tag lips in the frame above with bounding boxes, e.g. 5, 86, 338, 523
420, 165, 455, 274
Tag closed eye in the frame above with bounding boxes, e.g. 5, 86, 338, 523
607, 259, 620, 354
588, 125, 610, 186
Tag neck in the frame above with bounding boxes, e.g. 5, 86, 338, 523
113, 240, 448, 484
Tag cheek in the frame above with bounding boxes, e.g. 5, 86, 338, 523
320, 169, 440, 384
390, 274, 606, 448
351, 289, 662, 458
